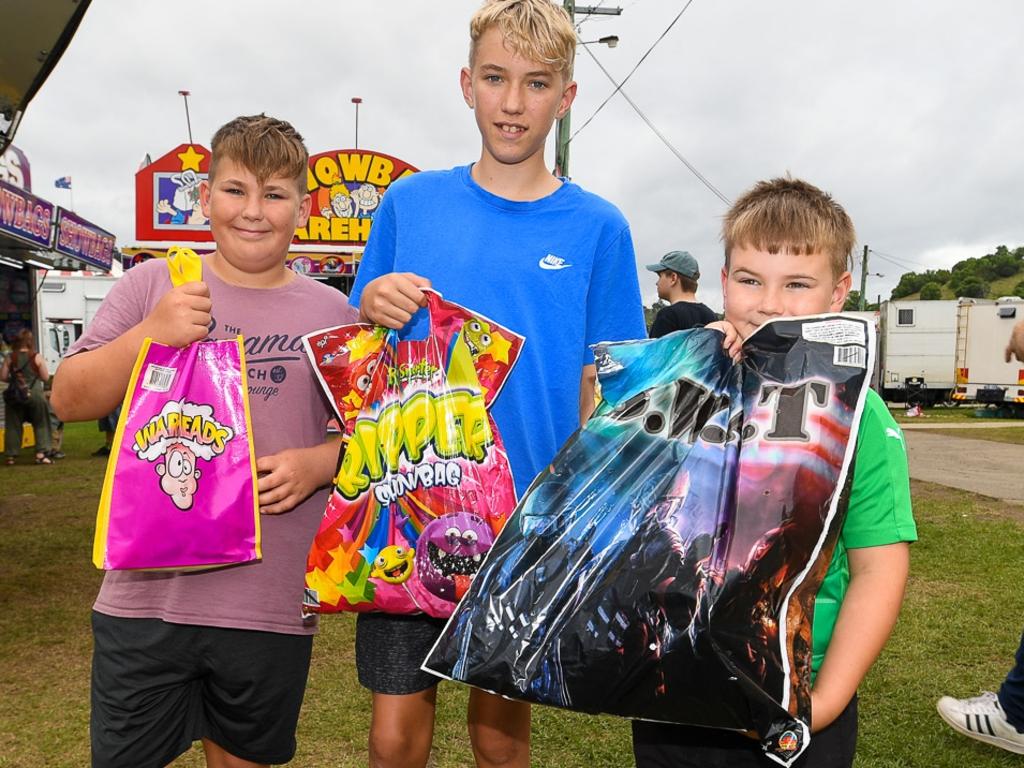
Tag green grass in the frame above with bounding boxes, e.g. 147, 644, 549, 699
892, 405, 1022, 425
2, 424, 1024, 766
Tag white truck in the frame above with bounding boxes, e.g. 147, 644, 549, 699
35, 272, 117, 372
877, 299, 958, 405
952, 297, 1024, 412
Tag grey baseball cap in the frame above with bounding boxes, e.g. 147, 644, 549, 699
645, 250, 700, 279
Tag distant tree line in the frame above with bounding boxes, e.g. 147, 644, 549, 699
890, 245, 1024, 300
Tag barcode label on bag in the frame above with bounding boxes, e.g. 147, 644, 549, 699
142, 364, 176, 392
833, 346, 866, 368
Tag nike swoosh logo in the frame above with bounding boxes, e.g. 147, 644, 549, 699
539, 254, 572, 270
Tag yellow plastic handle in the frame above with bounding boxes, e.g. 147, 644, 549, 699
166, 246, 203, 287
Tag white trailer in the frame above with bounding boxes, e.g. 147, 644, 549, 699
34, 272, 117, 372
878, 299, 958, 404
952, 297, 1024, 410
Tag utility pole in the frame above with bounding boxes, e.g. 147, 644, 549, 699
859, 245, 869, 310
555, 2, 621, 178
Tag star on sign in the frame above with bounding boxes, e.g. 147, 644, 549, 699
177, 146, 205, 172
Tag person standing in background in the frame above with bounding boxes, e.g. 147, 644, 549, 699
935, 317, 1024, 755
646, 250, 718, 337
1, 329, 53, 465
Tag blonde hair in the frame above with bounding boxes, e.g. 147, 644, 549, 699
469, 0, 576, 78
722, 177, 855, 277
209, 114, 308, 192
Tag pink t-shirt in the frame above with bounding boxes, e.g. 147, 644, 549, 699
68, 258, 357, 634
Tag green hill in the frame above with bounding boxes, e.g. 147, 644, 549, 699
891, 245, 1024, 301
903, 273, 1024, 301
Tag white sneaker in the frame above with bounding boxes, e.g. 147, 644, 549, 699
936, 691, 1024, 755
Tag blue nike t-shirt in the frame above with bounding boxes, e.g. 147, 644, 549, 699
351, 164, 646, 498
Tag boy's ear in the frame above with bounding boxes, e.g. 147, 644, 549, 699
199, 179, 211, 218
556, 79, 578, 119
720, 266, 729, 298
296, 192, 312, 228
830, 270, 853, 311
460, 67, 474, 108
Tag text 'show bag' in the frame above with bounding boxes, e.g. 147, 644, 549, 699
424, 315, 875, 767
93, 247, 260, 570
302, 291, 524, 618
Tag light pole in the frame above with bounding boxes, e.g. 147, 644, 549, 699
555, 0, 622, 177
178, 90, 193, 144
351, 97, 363, 149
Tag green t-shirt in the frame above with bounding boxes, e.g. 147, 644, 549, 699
810, 389, 917, 676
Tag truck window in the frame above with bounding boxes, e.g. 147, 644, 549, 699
897, 308, 915, 326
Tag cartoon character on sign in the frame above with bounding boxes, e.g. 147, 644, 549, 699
353, 183, 381, 218
322, 183, 354, 219
132, 400, 235, 512
157, 169, 208, 226
415, 512, 495, 602
156, 442, 202, 510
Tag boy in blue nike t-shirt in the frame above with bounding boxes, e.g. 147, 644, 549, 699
347, 2, 645, 766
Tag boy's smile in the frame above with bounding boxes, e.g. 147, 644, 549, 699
721, 245, 851, 340
200, 159, 310, 283
461, 26, 576, 171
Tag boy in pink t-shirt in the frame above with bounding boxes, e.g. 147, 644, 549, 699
52, 115, 356, 768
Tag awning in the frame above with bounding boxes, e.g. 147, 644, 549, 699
0, 0, 93, 153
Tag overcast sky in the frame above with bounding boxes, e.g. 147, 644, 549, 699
11, 0, 1024, 309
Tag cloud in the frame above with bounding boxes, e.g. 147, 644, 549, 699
9, 0, 1024, 309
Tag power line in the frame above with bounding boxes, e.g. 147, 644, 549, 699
578, 42, 730, 205
868, 249, 929, 272
570, 0, 696, 143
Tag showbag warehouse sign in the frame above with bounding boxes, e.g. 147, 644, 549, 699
295, 150, 418, 247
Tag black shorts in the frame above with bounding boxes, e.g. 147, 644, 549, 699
632, 695, 857, 768
355, 612, 448, 695
90, 611, 313, 768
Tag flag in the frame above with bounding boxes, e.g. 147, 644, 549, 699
54, 176, 72, 189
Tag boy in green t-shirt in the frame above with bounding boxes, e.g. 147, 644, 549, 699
632, 177, 918, 768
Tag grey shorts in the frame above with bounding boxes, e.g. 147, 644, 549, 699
355, 612, 448, 694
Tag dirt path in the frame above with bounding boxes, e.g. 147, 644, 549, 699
900, 421, 1024, 430
903, 430, 1024, 504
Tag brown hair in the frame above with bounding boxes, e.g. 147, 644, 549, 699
208, 114, 308, 191
14, 329, 35, 351
469, 0, 576, 78
677, 273, 699, 293
722, 177, 855, 277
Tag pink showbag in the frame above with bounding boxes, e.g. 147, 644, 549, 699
92, 248, 261, 570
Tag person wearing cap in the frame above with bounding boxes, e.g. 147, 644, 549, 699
646, 250, 718, 338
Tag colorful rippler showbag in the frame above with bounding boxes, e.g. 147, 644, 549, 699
93, 248, 261, 570
424, 315, 874, 767
302, 291, 524, 618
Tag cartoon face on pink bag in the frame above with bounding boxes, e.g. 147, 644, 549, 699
156, 442, 202, 510
416, 512, 495, 602
131, 400, 235, 512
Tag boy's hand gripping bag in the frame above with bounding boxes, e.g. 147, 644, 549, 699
92, 247, 261, 570
424, 315, 875, 767
301, 290, 524, 619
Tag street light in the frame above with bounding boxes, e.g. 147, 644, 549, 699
580, 35, 619, 48
351, 97, 363, 149
178, 90, 193, 144
555, 35, 620, 178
